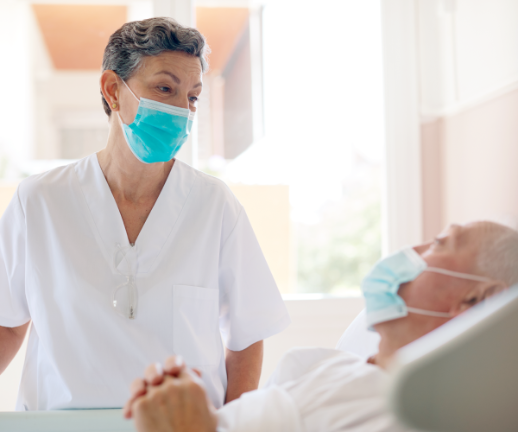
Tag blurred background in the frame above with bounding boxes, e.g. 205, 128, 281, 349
0, 0, 386, 296
1, 0, 518, 411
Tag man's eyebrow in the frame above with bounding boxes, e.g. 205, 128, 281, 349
451, 225, 468, 247
154, 71, 203, 89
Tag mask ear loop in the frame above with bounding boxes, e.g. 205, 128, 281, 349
406, 267, 493, 318
121, 78, 140, 102
406, 307, 451, 318
424, 267, 493, 282
116, 79, 141, 127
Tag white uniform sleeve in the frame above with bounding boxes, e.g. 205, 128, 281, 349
217, 387, 303, 432
218, 208, 290, 351
0, 188, 29, 327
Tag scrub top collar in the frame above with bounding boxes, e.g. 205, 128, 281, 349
74, 154, 197, 275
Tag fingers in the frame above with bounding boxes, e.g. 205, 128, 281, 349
131, 377, 148, 396
163, 355, 185, 377
131, 374, 218, 432
124, 356, 193, 421
123, 378, 147, 419
123, 398, 135, 419
144, 362, 165, 386
143, 356, 188, 386
180, 366, 206, 388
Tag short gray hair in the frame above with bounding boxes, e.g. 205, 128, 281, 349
101, 17, 209, 116
476, 222, 518, 287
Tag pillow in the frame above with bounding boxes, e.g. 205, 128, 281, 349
335, 309, 380, 360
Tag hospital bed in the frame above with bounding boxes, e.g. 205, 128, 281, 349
337, 286, 518, 431
388, 285, 518, 432
2, 287, 517, 432
0, 408, 135, 431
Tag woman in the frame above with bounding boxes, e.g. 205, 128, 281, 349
0, 17, 289, 410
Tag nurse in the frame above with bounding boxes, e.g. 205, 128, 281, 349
0, 17, 290, 410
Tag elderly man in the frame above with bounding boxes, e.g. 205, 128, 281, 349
123, 221, 518, 432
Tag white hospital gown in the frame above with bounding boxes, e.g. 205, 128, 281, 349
217, 348, 413, 432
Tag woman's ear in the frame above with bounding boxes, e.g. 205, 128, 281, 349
100, 70, 120, 112
451, 281, 508, 316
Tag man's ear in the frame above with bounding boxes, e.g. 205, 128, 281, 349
450, 281, 508, 316
100, 70, 120, 111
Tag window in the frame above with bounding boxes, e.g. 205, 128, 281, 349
195, 0, 385, 295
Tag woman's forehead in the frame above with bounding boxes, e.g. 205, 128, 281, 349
131, 54, 203, 90
141, 51, 203, 75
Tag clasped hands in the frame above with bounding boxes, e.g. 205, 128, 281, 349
123, 355, 218, 432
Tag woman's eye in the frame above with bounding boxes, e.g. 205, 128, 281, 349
189, 96, 198, 103
158, 86, 170, 93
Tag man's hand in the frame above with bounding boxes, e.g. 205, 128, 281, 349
124, 356, 218, 432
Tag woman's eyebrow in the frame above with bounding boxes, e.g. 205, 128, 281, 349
153, 71, 203, 89
154, 70, 181, 84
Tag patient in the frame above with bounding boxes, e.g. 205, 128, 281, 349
123, 221, 518, 432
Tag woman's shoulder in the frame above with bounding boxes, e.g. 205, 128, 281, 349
17, 159, 81, 201
178, 161, 241, 208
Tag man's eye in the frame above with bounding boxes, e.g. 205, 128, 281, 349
189, 96, 198, 103
434, 237, 444, 245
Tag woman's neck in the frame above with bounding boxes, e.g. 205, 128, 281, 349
97, 119, 174, 204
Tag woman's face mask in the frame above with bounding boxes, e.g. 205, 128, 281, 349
117, 79, 195, 164
361, 247, 493, 331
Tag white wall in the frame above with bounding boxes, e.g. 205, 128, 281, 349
0, 1, 35, 176
455, 0, 518, 105
416, 0, 518, 233
417, 0, 518, 117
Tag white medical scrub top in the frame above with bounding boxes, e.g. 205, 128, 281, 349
0, 154, 290, 411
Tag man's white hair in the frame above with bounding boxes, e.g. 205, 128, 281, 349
477, 222, 518, 287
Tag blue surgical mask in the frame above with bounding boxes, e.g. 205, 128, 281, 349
361, 247, 492, 331
117, 80, 195, 164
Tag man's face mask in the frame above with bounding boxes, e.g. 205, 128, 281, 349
361, 247, 493, 331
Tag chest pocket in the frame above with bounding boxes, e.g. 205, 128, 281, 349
172, 285, 221, 367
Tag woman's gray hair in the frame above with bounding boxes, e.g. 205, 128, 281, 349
477, 222, 518, 287
101, 17, 209, 116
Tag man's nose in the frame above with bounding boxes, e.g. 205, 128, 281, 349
413, 242, 432, 255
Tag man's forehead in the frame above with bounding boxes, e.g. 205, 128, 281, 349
443, 221, 501, 249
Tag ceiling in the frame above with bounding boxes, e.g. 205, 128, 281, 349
32, 4, 248, 74
196, 7, 249, 74
32, 4, 127, 70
